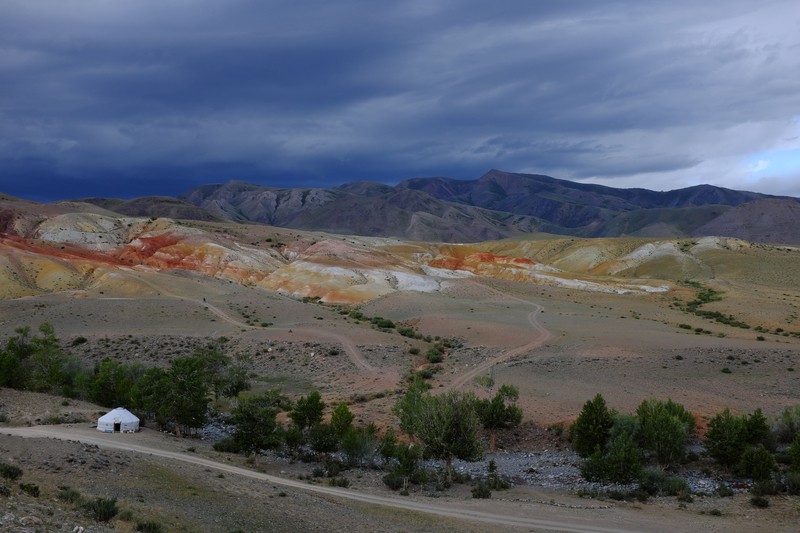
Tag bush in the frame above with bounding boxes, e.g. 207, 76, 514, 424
660, 476, 690, 497
705, 409, 747, 469
737, 446, 775, 481
581, 432, 642, 484
58, 486, 82, 504
788, 432, 800, 471
471, 482, 492, 499
715, 484, 734, 497
136, 521, 165, 533
773, 405, 800, 444
785, 471, 800, 496
637, 468, 688, 497
485, 460, 510, 490
84, 497, 119, 522
750, 495, 769, 508
750, 480, 780, 497
327, 477, 350, 488
636, 399, 694, 466
382, 471, 405, 491
425, 345, 444, 364
0, 463, 22, 481
19, 483, 40, 497
212, 438, 242, 454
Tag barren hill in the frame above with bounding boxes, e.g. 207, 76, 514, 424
173, 170, 797, 243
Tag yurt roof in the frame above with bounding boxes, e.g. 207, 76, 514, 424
98, 407, 139, 423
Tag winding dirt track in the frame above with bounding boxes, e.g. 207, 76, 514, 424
127, 270, 375, 372
444, 293, 553, 392
0, 426, 637, 533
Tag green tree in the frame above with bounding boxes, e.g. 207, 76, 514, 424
290, 391, 325, 432
475, 384, 523, 451
231, 390, 288, 462
705, 408, 748, 469
167, 356, 210, 436
342, 425, 378, 467
379, 428, 398, 459
26, 323, 68, 393
131, 367, 172, 428
309, 423, 338, 457
570, 394, 613, 458
737, 446, 775, 481
331, 403, 355, 438
394, 388, 481, 484
88, 359, 140, 408
789, 433, 800, 472
394, 376, 431, 435
636, 399, 694, 466
0, 326, 30, 388
581, 431, 642, 484
744, 408, 771, 448
774, 405, 800, 444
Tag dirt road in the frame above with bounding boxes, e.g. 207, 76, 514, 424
2, 425, 640, 533
128, 270, 377, 372
445, 289, 553, 392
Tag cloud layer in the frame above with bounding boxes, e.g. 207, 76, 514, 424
1, 0, 799, 200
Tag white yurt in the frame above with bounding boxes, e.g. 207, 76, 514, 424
97, 407, 140, 433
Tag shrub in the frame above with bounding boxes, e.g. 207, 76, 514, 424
660, 476, 690, 497
19, 483, 40, 497
425, 345, 444, 363
409, 347, 420, 355
785, 471, 800, 496
750, 480, 780, 497
327, 477, 350, 488
715, 484, 734, 497
774, 405, 800, 444
705, 409, 747, 469
382, 471, 405, 491
750, 495, 769, 508
58, 486, 83, 504
790, 433, 800, 472
0, 463, 22, 481
737, 446, 775, 481
581, 432, 642, 484
84, 497, 119, 522
471, 482, 492, 499
485, 460, 510, 490
638, 468, 688, 497
136, 521, 165, 533
636, 399, 694, 466
212, 438, 242, 454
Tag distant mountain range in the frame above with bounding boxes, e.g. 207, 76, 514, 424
78, 169, 799, 243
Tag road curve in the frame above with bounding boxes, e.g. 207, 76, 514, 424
444, 295, 553, 392
126, 271, 375, 372
1, 426, 637, 533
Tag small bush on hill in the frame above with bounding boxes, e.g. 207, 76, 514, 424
84, 497, 119, 522
0, 463, 22, 481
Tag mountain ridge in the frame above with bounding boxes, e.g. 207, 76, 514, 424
177, 170, 798, 244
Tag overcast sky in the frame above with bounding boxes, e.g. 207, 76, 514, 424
1, 0, 799, 201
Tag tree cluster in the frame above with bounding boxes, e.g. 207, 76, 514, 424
571, 395, 695, 484
0, 323, 250, 436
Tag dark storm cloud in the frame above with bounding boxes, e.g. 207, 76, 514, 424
1, 0, 798, 200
